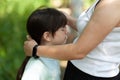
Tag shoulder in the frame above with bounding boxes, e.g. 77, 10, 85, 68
21, 58, 49, 80
93, 0, 120, 24
97, 0, 120, 8
25, 58, 46, 72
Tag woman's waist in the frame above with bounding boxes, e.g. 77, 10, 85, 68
71, 58, 119, 77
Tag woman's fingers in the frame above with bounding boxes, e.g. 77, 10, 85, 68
26, 35, 32, 40
24, 36, 38, 56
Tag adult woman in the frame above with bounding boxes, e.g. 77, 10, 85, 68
24, 0, 120, 80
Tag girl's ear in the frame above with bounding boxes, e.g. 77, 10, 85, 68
42, 32, 52, 41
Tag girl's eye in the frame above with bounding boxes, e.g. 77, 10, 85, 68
61, 28, 65, 31
61, 29, 64, 31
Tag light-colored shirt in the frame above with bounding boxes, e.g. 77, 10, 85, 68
71, 0, 120, 77
22, 57, 60, 80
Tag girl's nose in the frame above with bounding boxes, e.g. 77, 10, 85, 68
64, 26, 68, 34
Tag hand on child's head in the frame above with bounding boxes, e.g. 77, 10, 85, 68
26, 35, 32, 41
24, 35, 38, 56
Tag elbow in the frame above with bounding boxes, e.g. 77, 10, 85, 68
68, 44, 90, 60
73, 45, 88, 59
74, 51, 86, 59
76, 53, 86, 59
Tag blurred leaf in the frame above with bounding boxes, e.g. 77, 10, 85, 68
0, 0, 50, 80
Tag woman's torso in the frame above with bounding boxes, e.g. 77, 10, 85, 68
22, 57, 61, 80
71, 0, 120, 77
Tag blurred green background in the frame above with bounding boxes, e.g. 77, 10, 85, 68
0, 0, 95, 80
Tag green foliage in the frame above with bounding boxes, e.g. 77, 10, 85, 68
0, 0, 95, 80
83, 0, 96, 9
0, 0, 50, 80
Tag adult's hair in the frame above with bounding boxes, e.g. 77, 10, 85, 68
16, 7, 67, 80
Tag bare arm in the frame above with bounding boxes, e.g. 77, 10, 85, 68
24, 0, 120, 60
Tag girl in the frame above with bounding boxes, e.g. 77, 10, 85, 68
16, 8, 68, 80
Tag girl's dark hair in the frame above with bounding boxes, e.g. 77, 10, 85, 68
16, 7, 67, 80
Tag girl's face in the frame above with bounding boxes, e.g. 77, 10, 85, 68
51, 26, 68, 45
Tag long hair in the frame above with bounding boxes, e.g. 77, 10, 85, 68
16, 7, 67, 80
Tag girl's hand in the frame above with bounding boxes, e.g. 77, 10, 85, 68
24, 35, 38, 56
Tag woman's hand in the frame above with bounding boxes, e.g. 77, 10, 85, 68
58, 8, 77, 31
63, 12, 77, 31
24, 35, 38, 56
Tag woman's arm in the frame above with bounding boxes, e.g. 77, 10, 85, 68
24, 0, 120, 60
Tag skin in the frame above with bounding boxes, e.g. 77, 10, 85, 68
24, 0, 120, 60
42, 27, 67, 45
